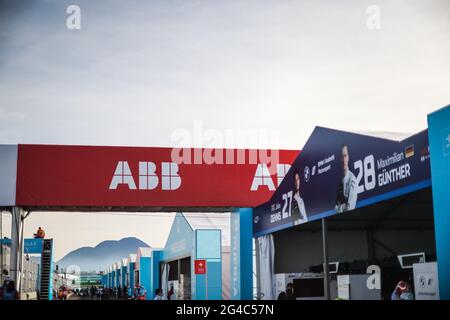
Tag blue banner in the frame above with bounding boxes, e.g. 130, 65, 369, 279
253, 127, 431, 237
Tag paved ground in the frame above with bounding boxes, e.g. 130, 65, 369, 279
67, 293, 101, 300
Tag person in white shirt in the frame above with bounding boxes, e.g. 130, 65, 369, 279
292, 169, 308, 225
154, 288, 164, 300
335, 144, 358, 213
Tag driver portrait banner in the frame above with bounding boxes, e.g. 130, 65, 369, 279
253, 127, 431, 237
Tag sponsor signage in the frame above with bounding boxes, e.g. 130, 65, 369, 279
253, 127, 431, 237
194, 259, 207, 275
15, 145, 298, 208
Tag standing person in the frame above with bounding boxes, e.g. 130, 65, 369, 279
134, 285, 139, 299
0, 269, 11, 298
391, 281, 415, 300
285, 283, 295, 300
335, 144, 358, 213
127, 286, 132, 300
167, 283, 174, 300
0, 280, 6, 299
1, 269, 11, 285
154, 288, 163, 300
277, 283, 295, 300
138, 285, 146, 300
2, 280, 19, 300
292, 169, 308, 225
59, 285, 67, 300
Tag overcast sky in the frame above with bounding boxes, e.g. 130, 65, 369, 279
0, 0, 449, 262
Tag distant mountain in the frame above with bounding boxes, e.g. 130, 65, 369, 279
57, 237, 149, 272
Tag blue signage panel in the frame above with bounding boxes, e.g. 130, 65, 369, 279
196, 230, 221, 260
428, 105, 450, 300
1, 238, 44, 254
24, 238, 43, 254
253, 127, 431, 237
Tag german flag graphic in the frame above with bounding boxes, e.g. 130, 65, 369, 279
405, 145, 415, 158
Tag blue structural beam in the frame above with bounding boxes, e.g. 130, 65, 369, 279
128, 262, 135, 290
116, 268, 121, 289
195, 260, 222, 300
195, 229, 223, 300
428, 105, 450, 300
230, 208, 253, 300
139, 257, 152, 300
150, 251, 162, 300
121, 265, 127, 288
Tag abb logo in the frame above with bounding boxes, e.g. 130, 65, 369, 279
109, 161, 291, 192
251, 163, 291, 191
109, 161, 181, 190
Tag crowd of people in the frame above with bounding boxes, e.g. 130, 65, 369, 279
99, 284, 147, 300
55, 285, 69, 300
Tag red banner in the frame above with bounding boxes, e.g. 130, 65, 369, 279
16, 145, 298, 208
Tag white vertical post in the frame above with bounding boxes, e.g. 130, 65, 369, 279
10, 206, 24, 291
18, 218, 25, 297
205, 264, 208, 301
255, 238, 261, 299
322, 218, 330, 300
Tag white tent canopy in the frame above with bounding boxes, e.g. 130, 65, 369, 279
182, 212, 231, 247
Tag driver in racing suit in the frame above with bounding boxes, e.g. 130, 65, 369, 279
335, 144, 358, 213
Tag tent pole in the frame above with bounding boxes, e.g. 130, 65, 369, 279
322, 218, 330, 300
10, 206, 24, 290
254, 238, 261, 300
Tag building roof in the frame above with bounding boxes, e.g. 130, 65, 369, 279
183, 212, 231, 247
128, 253, 137, 263
137, 246, 152, 258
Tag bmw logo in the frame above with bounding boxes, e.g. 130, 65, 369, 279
304, 166, 310, 182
